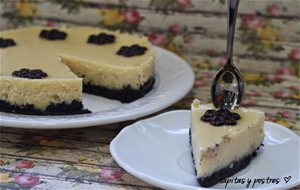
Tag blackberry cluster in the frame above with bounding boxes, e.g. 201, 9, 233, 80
117, 44, 147, 57
87, 33, 115, 45
0, 38, 16, 48
201, 109, 241, 126
12, 68, 48, 79
39, 29, 67, 40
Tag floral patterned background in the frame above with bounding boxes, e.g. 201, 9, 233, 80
0, 0, 299, 189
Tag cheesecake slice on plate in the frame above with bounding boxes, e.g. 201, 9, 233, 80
190, 99, 265, 187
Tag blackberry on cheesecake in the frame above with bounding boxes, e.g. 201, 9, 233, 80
190, 99, 265, 187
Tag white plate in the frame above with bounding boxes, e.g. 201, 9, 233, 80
110, 110, 300, 190
0, 47, 194, 129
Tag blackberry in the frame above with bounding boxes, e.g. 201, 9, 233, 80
117, 46, 129, 55
132, 44, 147, 55
117, 44, 147, 57
87, 35, 98, 43
105, 35, 115, 43
39, 30, 49, 38
87, 33, 115, 45
12, 68, 48, 79
223, 72, 234, 83
51, 30, 66, 40
223, 114, 231, 120
217, 109, 231, 116
39, 29, 67, 40
203, 110, 216, 118
230, 112, 241, 120
205, 109, 216, 114
0, 38, 16, 48
210, 115, 224, 126
201, 114, 211, 122
224, 119, 237, 126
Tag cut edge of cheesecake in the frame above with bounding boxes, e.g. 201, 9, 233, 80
190, 99, 265, 187
0, 76, 90, 115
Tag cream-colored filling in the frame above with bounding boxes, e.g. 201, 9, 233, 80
191, 100, 265, 178
0, 76, 82, 110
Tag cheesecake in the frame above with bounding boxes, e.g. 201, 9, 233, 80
190, 99, 265, 187
0, 27, 155, 115
0, 48, 87, 115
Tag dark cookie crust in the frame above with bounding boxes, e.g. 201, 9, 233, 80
83, 77, 155, 103
197, 151, 257, 187
189, 128, 258, 187
0, 100, 90, 115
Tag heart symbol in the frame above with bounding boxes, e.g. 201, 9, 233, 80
284, 176, 291, 183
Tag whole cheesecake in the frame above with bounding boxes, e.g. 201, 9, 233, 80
0, 27, 155, 115
190, 99, 265, 187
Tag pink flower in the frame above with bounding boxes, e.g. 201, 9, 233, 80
267, 3, 281, 16
0, 160, 4, 166
275, 67, 295, 75
246, 89, 262, 96
184, 35, 194, 44
194, 80, 207, 87
14, 174, 40, 188
123, 9, 141, 25
278, 111, 295, 118
263, 74, 283, 82
265, 114, 276, 122
288, 49, 300, 61
16, 160, 35, 169
242, 15, 265, 29
273, 90, 293, 98
47, 20, 55, 27
168, 22, 182, 35
218, 57, 227, 67
148, 33, 167, 47
290, 85, 300, 91
200, 72, 214, 78
176, 0, 192, 7
206, 48, 217, 56
242, 99, 257, 106
100, 168, 123, 181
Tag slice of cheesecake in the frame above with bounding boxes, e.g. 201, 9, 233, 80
0, 48, 88, 115
190, 99, 265, 187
